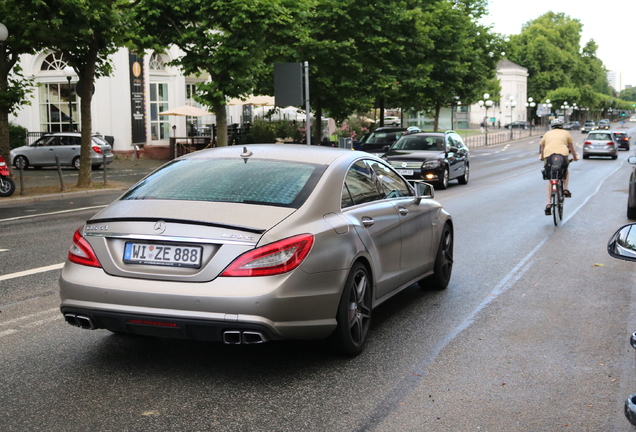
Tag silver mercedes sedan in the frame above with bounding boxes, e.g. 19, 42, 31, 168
60, 144, 453, 355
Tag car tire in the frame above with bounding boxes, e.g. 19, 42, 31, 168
73, 157, 81, 170
626, 394, 636, 426
583, 154, 589, 160
437, 168, 449, 190
627, 205, 636, 220
419, 223, 453, 290
332, 262, 372, 356
0, 177, 16, 197
13, 155, 28, 170
92, 164, 102, 170
458, 164, 469, 185
612, 155, 618, 160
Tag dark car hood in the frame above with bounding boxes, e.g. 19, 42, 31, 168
383, 149, 444, 161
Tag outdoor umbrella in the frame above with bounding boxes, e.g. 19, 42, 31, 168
158, 104, 214, 117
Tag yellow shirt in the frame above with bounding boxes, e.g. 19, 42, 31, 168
541, 129, 573, 157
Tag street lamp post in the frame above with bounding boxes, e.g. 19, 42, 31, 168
525, 97, 536, 136
63, 66, 74, 131
451, 96, 460, 131
478, 93, 492, 146
507, 97, 516, 140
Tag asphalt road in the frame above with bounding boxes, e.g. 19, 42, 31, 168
1, 128, 636, 431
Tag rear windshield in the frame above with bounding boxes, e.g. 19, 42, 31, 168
588, 133, 612, 141
121, 158, 324, 207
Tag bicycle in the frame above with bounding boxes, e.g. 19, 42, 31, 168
549, 167, 564, 226
547, 158, 573, 226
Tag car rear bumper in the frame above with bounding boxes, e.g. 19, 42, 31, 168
59, 263, 345, 341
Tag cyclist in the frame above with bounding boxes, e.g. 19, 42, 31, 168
540, 118, 579, 215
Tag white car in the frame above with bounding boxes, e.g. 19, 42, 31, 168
630, 116, 636, 123
376, 116, 401, 126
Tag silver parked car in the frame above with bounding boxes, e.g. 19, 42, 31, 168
59, 145, 453, 355
10, 132, 114, 170
582, 130, 618, 159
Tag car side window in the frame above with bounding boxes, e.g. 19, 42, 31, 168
70, 137, 81, 146
366, 159, 412, 199
344, 160, 382, 206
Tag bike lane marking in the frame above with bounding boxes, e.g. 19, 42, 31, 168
0, 205, 106, 223
0, 263, 64, 282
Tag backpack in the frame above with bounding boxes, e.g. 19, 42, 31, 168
542, 154, 567, 180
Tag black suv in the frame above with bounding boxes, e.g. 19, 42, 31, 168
382, 131, 469, 190
354, 127, 406, 153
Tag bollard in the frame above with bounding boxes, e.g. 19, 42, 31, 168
55, 155, 66, 191
103, 153, 107, 185
18, 163, 25, 196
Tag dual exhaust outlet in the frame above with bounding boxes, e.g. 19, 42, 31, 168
64, 313, 96, 330
223, 330, 267, 345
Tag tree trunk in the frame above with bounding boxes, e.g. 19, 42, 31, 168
433, 100, 441, 132
214, 102, 227, 147
76, 59, 97, 188
379, 98, 385, 127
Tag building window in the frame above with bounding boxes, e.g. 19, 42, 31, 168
149, 53, 165, 71
38, 53, 78, 132
150, 83, 170, 140
41, 53, 69, 71
39, 83, 77, 132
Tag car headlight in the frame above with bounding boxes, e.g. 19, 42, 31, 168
421, 160, 440, 169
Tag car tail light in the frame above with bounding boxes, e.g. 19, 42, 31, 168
607, 142, 615, 146
92, 145, 103, 154
68, 228, 102, 268
221, 234, 314, 277
584, 141, 591, 145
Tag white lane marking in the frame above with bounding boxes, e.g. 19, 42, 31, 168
0, 205, 106, 223
0, 308, 59, 327
0, 249, 8, 252
0, 329, 18, 338
0, 263, 64, 282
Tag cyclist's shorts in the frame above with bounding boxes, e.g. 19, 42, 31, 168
542, 153, 568, 180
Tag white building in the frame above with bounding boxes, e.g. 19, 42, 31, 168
607, 71, 624, 92
10, 48, 249, 159
470, 60, 529, 127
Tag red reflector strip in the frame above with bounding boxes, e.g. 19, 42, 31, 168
127, 319, 179, 328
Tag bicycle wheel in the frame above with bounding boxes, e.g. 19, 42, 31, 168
552, 190, 559, 226
557, 181, 564, 222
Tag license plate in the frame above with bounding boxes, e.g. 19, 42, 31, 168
123, 242, 202, 268
397, 169, 413, 176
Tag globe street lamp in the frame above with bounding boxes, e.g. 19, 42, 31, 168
479, 93, 493, 145
0, 23, 8, 43
63, 66, 74, 131
525, 97, 536, 136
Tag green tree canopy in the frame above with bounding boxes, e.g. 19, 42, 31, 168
132, 0, 304, 146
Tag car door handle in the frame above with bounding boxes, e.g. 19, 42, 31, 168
398, 207, 409, 216
361, 217, 374, 227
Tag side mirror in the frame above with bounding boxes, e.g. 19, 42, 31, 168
382, 145, 390, 152
608, 223, 636, 261
629, 156, 636, 165
412, 181, 434, 204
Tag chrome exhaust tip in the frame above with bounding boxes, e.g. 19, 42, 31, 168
64, 314, 95, 330
64, 313, 79, 327
242, 331, 266, 344
223, 331, 242, 344
76, 315, 96, 330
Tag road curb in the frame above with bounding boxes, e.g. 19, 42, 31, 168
0, 188, 127, 206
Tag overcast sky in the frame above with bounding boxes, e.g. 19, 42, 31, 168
481, 0, 636, 89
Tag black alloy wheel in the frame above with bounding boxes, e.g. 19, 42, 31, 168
333, 262, 372, 356
420, 223, 453, 290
